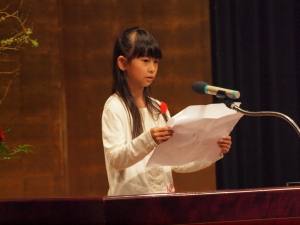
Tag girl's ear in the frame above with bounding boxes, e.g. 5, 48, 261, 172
117, 56, 127, 71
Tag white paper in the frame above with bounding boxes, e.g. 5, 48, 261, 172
146, 103, 243, 167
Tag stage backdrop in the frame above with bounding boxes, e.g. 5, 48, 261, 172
0, 0, 214, 197
210, 1, 300, 189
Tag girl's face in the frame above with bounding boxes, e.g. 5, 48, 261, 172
125, 57, 159, 92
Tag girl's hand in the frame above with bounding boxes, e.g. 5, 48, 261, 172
150, 127, 174, 145
217, 135, 232, 154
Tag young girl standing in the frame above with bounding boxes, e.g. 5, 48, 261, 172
102, 27, 232, 196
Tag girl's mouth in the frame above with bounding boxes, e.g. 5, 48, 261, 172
146, 76, 154, 81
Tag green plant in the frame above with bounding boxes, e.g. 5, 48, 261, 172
0, 5, 39, 51
0, 2, 37, 160
0, 3, 39, 104
0, 126, 34, 160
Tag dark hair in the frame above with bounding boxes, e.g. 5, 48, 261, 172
112, 27, 166, 138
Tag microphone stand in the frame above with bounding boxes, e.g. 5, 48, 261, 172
216, 91, 300, 137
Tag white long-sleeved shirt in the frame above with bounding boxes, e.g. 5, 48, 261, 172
102, 94, 215, 196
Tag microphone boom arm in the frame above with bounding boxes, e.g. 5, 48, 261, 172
216, 91, 300, 137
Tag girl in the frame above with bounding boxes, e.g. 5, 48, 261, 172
102, 27, 232, 196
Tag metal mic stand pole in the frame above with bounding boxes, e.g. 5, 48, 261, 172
216, 91, 300, 138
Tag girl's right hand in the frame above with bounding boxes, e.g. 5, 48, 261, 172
150, 127, 174, 145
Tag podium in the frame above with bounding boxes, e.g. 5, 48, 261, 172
1, 187, 300, 224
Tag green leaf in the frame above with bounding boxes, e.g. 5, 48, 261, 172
0, 142, 9, 148
0, 156, 20, 160
23, 150, 34, 153
25, 29, 32, 35
13, 144, 35, 154
0, 147, 10, 155
20, 144, 33, 148
3, 126, 14, 134
30, 39, 39, 47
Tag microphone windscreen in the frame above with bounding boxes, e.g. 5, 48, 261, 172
191, 81, 208, 94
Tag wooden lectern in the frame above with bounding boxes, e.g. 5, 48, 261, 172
1, 186, 300, 224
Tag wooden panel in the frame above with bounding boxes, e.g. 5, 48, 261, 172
104, 187, 300, 224
1, 187, 300, 224
0, 197, 105, 224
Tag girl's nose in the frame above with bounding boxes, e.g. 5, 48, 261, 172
148, 62, 156, 73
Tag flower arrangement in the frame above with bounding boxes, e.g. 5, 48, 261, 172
0, 126, 34, 160
0, 3, 38, 160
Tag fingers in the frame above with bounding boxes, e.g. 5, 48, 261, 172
218, 136, 232, 154
150, 127, 174, 145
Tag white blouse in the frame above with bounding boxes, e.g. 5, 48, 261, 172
102, 94, 215, 196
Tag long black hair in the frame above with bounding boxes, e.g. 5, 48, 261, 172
112, 27, 167, 138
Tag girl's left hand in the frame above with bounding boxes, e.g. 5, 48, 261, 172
217, 135, 232, 154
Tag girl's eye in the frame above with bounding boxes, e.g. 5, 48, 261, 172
140, 58, 159, 63
141, 58, 150, 62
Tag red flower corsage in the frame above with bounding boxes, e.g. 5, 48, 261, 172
160, 101, 168, 114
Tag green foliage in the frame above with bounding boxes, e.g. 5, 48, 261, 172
0, 9, 39, 51
0, 127, 34, 160
0, 143, 34, 160
31, 39, 39, 47
0, 5, 38, 160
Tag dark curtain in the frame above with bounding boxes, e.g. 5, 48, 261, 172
210, 0, 300, 189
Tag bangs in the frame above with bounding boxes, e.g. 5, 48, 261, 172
128, 30, 162, 60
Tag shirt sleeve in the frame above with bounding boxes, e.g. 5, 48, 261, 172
102, 106, 158, 170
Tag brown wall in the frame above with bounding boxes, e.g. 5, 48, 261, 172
0, 0, 214, 198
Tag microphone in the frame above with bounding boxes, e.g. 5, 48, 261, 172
191, 81, 240, 99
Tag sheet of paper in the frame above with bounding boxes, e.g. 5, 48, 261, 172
146, 103, 243, 167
